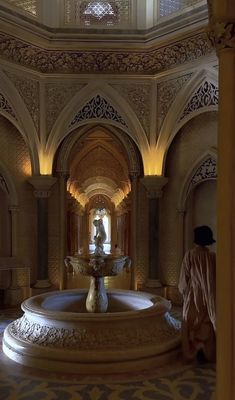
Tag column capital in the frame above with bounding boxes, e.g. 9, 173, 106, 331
28, 175, 57, 198
56, 170, 70, 180
141, 176, 168, 198
129, 170, 140, 181
8, 205, 19, 213
177, 208, 186, 215
208, 21, 235, 51
207, 0, 235, 51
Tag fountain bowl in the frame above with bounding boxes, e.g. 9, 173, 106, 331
3, 289, 181, 374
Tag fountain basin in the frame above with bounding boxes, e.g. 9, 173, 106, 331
3, 289, 181, 374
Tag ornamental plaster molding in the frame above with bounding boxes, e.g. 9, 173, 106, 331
0, 92, 17, 120
69, 94, 128, 128
5, 71, 40, 132
157, 73, 193, 131
0, 32, 214, 74
0, 173, 9, 194
179, 79, 218, 122
111, 83, 151, 139
178, 152, 217, 210
186, 156, 217, 197
9, 313, 178, 349
45, 82, 86, 136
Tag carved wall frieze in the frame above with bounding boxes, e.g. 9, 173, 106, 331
157, 73, 193, 131
111, 83, 151, 139
45, 82, 86, 135
186, 156, 217, 197
10, 313, 179, 349
0, 32, 214, 75
0, 92, 17, 120
69, 94, 127, 128
179, 80, 218, 122
5, 71, 40, 131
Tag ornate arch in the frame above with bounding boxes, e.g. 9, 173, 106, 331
0, 160, 18, 206
0, 69, 40, 173
178, 149, 217, 211
157, 67, 218, 175
55, 124, 142, 177
46, 82, 149, 165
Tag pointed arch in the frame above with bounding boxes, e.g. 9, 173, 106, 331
0, 159, 18, 206
54, 124, 143, 177
157, 68, 218, 175
0, 69, 40, 173
46, 81, 149, 167
178, 148, 217, 211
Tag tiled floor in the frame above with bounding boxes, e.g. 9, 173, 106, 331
0, 309, 216, 400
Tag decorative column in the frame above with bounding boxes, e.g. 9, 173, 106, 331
176, 208, 186, 274
28, 176, 57, 289
130, 172, 139, 290
8, 205, 19, 257
58, 172, 69, 290
141, 176, 168, 288
209, 2, 235, 399
110, 205, 118, 253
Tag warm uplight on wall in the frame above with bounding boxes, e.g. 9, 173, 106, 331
21, 159, 32, 176
39, 153, 53, 175
142, 149, 164, 176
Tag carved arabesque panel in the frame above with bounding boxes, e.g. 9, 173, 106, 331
186, 156, 217, 198
10, 312, 178, 349
45, 82, 85, 135
0, 92, 17, 120
5, 71, 40, 131
0, 32, 214, 74
179, 80, 218, 122
69, 95, 127, 128
0, 174, 9, 194
157, 73, 193, 131
111, 83, 151, 139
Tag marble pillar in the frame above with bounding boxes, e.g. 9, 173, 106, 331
141, 176, 168, 288
130, 173, 139, 290
58, 172, 68, 290
8, 205, 19, 257
209, 1, 235, 398
176, 208, 186, 276
28, 176, 57, 289
110, 206, 118, 253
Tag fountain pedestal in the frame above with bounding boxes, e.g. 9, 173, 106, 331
67, 254, 130, 313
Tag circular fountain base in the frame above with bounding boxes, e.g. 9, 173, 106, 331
3, 289, 181, 374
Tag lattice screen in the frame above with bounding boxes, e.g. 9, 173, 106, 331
65, 0, 130, 27
4, 0, 38, 16
159, 0, 202, 18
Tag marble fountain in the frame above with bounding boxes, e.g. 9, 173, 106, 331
3, 219, 181, 374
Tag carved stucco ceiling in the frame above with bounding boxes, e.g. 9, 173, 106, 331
68, 129, 130, 208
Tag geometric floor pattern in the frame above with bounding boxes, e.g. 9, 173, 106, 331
0, 309, 216, 400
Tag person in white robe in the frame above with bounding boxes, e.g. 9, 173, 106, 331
178, 225, 216, 363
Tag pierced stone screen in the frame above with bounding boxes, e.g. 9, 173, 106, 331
65, 0, 130, 27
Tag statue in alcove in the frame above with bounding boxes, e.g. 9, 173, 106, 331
93, 219, 107, 255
